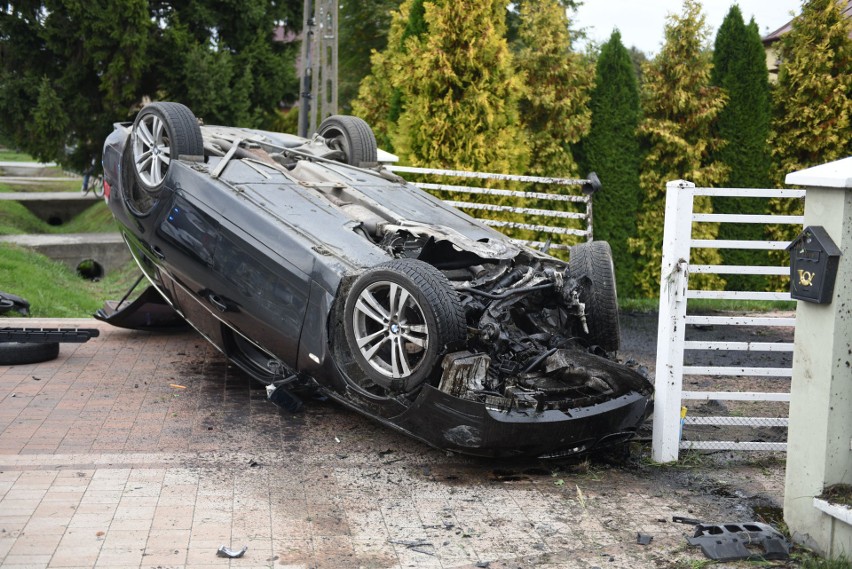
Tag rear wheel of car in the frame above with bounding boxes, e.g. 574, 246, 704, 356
317, 115, 378, 166
131, 102, 203, 192
569, 241, 620, 352
343, 259, 466, 396
0, 342, 59, 365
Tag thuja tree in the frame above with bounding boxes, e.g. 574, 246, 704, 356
514, 0, 591, 178
351, 0, 426, 150
711, 7, 772, 290
339, 0, 402, 113
582, 30, 642, 298
631, 0, 728, 297
770, 0, 852, 180
766, 0, 852, 275
390, 0, 528, 173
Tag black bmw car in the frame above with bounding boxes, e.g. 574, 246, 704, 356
98, 102, 652, 458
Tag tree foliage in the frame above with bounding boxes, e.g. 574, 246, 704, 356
0, 0, 300, 172
388, 0, 527, 172
712, 8, 771, 189
711, 7, 772, 290
582, 30, 641, 298
631, 0, 728, 297
339, 0, 402, 113
351, 0, 420, 150
506, 0, 581, 47
514, 0, 591, 178
769, 0, 852, 182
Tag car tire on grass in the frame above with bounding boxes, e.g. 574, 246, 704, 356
317, 115, 378, 166
131, 102, 203, 192
569, 241, 620, 353
343, 259, 466, 395
0, 342, 59, 365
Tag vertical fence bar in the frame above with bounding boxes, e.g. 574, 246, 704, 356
651, 180, 695, 463
585, 194, 593, 242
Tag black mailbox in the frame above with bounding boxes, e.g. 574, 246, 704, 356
787, 226, 841, 304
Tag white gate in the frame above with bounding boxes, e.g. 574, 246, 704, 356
652, 180, 806, 462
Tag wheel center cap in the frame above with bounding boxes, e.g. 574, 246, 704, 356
390, 323, 400, 334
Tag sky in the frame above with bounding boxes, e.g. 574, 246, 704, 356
572, 0, 803, 55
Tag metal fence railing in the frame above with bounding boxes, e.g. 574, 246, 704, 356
386, 166, 595, 253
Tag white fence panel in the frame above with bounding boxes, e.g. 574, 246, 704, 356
386, 165, 595, 249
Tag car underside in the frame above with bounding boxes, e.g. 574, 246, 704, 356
99, 102, 653, 458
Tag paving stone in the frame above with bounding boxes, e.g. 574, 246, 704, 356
0, 318, 789, 568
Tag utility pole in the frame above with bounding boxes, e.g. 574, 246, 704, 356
298, 0, 314, 138
298, 0, 338, 138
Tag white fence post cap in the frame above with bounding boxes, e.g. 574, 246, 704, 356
785, 156, 852, 188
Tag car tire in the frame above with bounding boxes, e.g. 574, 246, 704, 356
569, 241, 620, 352
317, 115, 378, 166
0, 291, 30, 316
343, 259, 466, 395
0, 342, 59, 365
131, 102, 203, 192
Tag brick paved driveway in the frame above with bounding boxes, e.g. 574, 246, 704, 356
0, 319, 786, 568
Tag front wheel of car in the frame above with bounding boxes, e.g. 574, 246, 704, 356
317, 115, 378, 166
131, 102, 203, 192
569, 241, 620, 353
343, 259, 466, 396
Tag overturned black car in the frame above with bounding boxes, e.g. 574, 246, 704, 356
99, 102, 652, 458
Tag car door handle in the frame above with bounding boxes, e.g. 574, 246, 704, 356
151, 246, 166, 260
208, 293, 228, 312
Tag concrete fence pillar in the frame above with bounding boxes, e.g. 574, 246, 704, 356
783, 157, 852, 557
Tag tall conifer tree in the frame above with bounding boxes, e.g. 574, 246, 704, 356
711, 7, 772, 290
339, 0, 402, 113
391, 0, 527, 173
351, 0, 424, 150
631, 0, 728, 296
514, 0, 592, 178
583, 30, 642, 298
769, 0, 852, 180
765, 0, 852, 276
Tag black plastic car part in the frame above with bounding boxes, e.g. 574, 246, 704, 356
686, 522, 790, 561
95, 285, 188, 331
0, 327, 100, 365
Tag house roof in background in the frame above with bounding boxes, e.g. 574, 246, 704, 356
762, 0, 852, 43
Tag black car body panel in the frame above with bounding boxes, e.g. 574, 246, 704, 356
100, 104, 653, 458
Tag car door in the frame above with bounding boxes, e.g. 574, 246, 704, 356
209, 220, 310, 365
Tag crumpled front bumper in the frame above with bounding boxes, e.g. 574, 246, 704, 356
390, 384, 653, 458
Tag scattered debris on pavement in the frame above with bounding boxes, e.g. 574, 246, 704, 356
686, 522, 790, 562
216, 544, 248, 558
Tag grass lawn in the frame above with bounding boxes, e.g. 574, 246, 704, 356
0, 200, 115, 235
621, 296, 796, 313
0, 243, 141, 318
0, 148, 37, 162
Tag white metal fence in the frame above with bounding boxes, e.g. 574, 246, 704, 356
386, 165, 594, 251
652, 180, 806, 462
